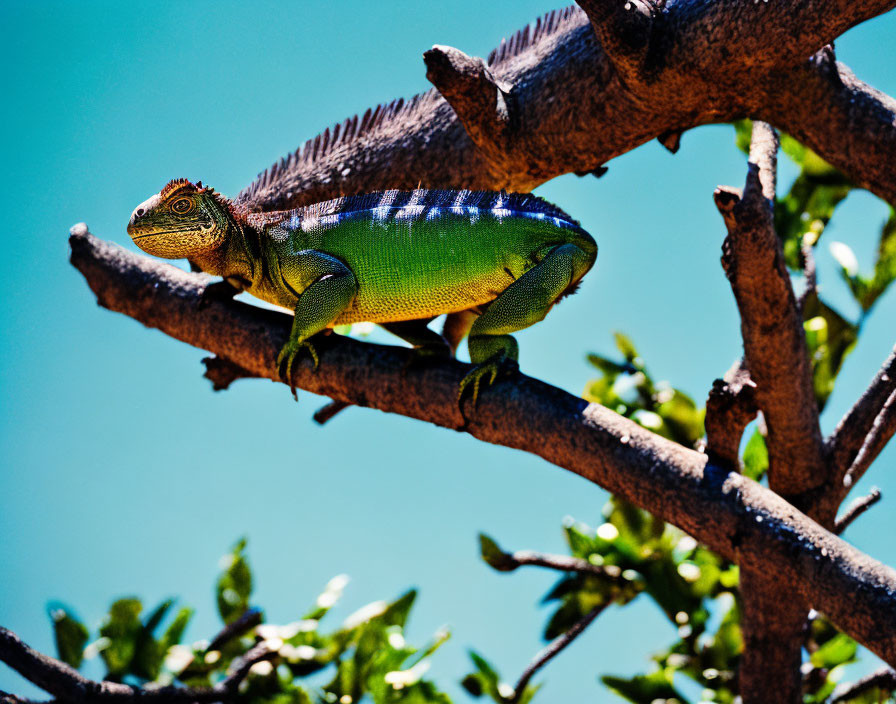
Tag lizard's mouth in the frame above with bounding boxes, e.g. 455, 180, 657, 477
129, 229, 194, 240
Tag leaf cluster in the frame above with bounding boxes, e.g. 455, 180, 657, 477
48, 539, 451, 704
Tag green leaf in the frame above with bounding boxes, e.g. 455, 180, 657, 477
852, 208, 896, 313
613, 332, 640, 364
47, 603, 89, 669
654, 389, 704, 448
479, 533, 514, 572
587, 353, 631, 377
810, 633, 858, 669
564, 519, 598, 558
802, 297, 858, 409
132, 598, 174, 680
216, 538, 253, 625
602, 668, 685, 703
159, 607, 193, 653
464, 651, 514, 702
99, 597, 144, 677
742, 429, 768, 482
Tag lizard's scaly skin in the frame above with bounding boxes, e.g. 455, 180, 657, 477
127, 182, 597, 403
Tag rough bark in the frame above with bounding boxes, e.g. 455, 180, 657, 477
69, 228, 896, 667
715, 123, 827, 704
236, 5, 896, 213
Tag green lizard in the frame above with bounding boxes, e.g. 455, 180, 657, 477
127, 180, 597, 405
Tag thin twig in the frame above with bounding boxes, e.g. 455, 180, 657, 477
828, 345, 896, 492
831, 666, 896, 703
798, 239, 818, 312
313, 400, 352, 425
499, 550, 623, 580
221, 642, 277, 691
843, 388, 896, 490
834, 488, 883, 534
509, 603, 607, 703
207, 608, 264, 652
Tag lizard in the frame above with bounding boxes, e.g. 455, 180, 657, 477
126, 180, 597, 406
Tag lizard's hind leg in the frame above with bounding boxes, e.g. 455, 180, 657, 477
381, 318, 451, 365
459, 242, 594, 407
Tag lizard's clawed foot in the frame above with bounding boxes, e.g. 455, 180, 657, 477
457, 354, 519, 410
277, 339, 320, 400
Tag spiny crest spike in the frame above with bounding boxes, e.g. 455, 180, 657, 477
487, 5, 582, 67
160, 178, 195, 199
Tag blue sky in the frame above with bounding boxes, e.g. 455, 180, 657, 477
1, 2, 894, 701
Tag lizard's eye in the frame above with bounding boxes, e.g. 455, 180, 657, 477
170, 197, 194, 215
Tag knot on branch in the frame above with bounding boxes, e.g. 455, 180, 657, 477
705, 363, 758, 469
809, 43, 842, 86
576, 0, 667, 79
424, 45, 512, 158
202, 356, 254, 391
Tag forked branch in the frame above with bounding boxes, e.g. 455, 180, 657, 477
68, 228, 896, 667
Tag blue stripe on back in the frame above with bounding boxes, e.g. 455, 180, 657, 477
293, 189, 582, 227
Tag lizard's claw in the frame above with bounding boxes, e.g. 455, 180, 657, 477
277, 339, 320, 400
457, 354, 519, 410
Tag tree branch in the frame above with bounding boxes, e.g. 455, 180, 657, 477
484, 547, 625, 580
704, 360, 757, 470
423, 45, 511, 168
237, 6, 896, 213
0, 626, 275, 703
69, 228, 896, 667
835, 487, 883, 535
831, 666, 896, 703
766, 60, 896, 204
827, 345, 896, 493
664, 0, 896, 74
510, 602, 607, 704
715, 122, 825, 502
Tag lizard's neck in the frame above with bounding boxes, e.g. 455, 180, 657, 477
190, 215, 259, 283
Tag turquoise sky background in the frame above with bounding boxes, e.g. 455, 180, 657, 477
1, 2, 894, 701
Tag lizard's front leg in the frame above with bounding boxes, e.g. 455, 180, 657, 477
277, 251, 358, 398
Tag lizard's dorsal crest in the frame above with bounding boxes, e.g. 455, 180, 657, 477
487, 5, 582, 68
235, 7, 584, 212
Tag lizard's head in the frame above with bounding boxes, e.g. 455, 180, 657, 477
127, 179, 234, 259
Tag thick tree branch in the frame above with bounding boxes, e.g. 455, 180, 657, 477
715, 123, 825, 502
739, 570, 806, 704
716, 122, 830, 704
664, 0, 896, 74
238, 6, 896, 213
69, 228, 896, 666
766, 60, 896, 206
